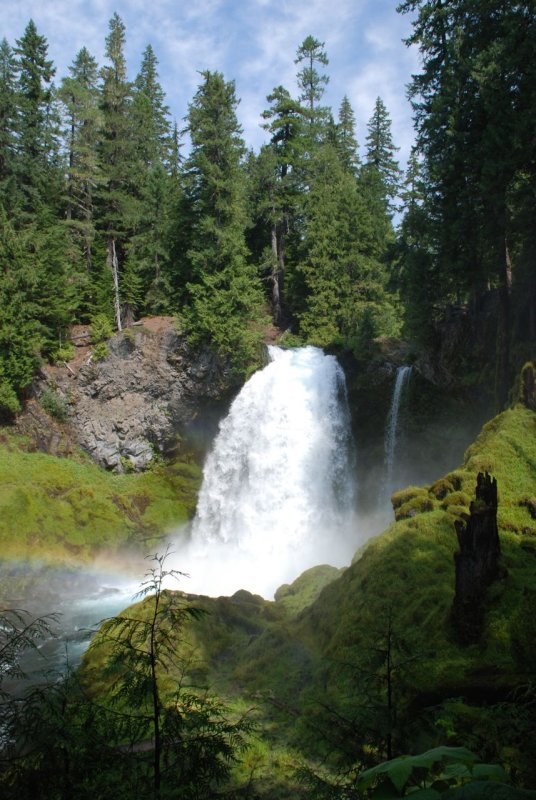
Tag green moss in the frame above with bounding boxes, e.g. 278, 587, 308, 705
0, 433, 201, 562
73, 402, 536, 793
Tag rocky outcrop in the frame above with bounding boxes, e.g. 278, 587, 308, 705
37, 318, 242, 471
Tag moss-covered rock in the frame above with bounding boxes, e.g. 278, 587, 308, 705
0, 430, 200, 565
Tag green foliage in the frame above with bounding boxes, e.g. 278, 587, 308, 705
0, 557, 253, 800
397, 0, 536, 397
91, 341, 108, 361
0, 379, 20, 418
298, 144, 397, 349
90, 313, 113, 343
183, 70, 267, 372
77, 551, 254, 799
39, 388, 68, 422
355, 746, 507, 797
364, 96, 401, 212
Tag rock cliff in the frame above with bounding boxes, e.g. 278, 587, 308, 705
37, 317, 241, 471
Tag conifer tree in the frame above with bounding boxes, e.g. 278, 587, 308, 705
364, 96, 401, 211
259, 85, 307, 324
184, 71, 266, 369
298, 144, 396, 348
336, 95, 360, 174
14, 20, 62, 215
398, 0, 536, 403
0, 38, 17, 208
127, 44, 174, 313
294, 35, 329, 127
132, 44, 171, 169
59, 48, 102, 291
98, 13, 137, 331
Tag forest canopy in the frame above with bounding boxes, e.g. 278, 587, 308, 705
0, 3, 534, 414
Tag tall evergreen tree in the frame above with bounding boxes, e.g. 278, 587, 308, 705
336, 95, 360, 174
298, 144, 396, 348
127, 43, 174, 315
294, 35, 329, 123
132, 44, 171, 169
14, 20, 62, 215
97, 13, 137, 330
259, 85, 307, 324
0, 39, 17, 207
59, 47, 102, 291
364, 96, 401, 210
184, 71, 266, 369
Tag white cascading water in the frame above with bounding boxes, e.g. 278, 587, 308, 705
175, 346, 357, 599
381, 365, 412, 505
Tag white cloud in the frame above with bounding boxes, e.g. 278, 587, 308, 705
2, 0, 419, 162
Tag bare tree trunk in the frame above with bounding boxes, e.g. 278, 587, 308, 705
270, 222, 281, 325
495, 235, 512, 409
108, 236, 122, 332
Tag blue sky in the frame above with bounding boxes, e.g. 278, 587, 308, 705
2, 0, 419, 167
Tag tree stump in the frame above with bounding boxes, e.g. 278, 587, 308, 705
452, 472, 501, 644
521, 362, 536, 411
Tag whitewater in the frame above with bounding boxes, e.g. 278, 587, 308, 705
173, 346, 358, 599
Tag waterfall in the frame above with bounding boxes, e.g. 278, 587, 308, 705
381, 365, 412, 506
177, 346, 357, 599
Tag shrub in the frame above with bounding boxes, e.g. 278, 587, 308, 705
40, 388, 68, 422
92, 342, 108, 362
52, 344, 75, 363
0, 381, 21, 418
90, 314, 114, 344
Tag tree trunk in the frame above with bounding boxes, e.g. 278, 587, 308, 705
270, 222, 281, 325
495, 234, 512, 409
452, 472, 501, 644
108, 236, 122, 332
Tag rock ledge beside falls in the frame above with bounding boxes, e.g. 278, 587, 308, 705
36, 317, 240, 471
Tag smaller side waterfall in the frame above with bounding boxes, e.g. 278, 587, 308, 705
381, 365, 412, 506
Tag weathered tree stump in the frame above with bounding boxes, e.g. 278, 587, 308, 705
521, 362, 536, 411
452, 472, 501, 644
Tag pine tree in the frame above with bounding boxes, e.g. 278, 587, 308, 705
127, 162, 173, 315
14, 20, 62, 215
294, 35, 329, 126
0, 208, 76, 411
59, 47, 102, 295
97, 13, 137, 331
398, 0, 536, 404
127, 44, 175, 313
336, 95, 360, 174
298, 144, 396, 348
0, 38, 17, 207
184, 71, 266, 370
364, 96, 401, 211
132, 44, 171, 169
259, 85, 307, 324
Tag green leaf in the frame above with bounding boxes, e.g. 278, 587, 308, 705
471, 764, 507, 782
388, 762, 416, 792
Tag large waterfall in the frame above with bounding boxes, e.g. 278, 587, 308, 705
176, 346, 357, 599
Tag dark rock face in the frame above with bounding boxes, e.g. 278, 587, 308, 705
452, 472, 501, 644
38, 321, 241, 472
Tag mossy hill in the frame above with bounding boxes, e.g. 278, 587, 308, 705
81, 400, 536, 795
0, 429, 200, 567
